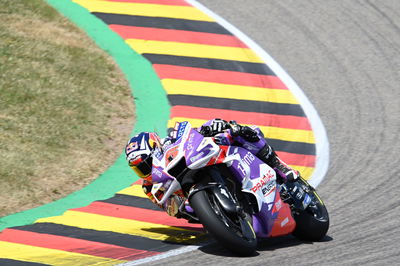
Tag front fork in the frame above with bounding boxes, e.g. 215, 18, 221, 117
186, 166, 253, 221
186, 166, 255, 240
280, 177, 313, 212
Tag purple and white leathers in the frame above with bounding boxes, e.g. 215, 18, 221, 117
149, 121, 296, 238
127, 120, 329, 255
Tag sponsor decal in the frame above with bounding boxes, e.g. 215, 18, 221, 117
152, 167, 163, 178
140, 135, 150, 152
302, 194, 311, 209
295, 188, 304, 200
281, 217, 289, 227
188, 132, 195, 143
164, 179, 172, 189
275, 199, 282, 211
251, 169, 275, 193
187, 143, 194, 151
261, 181, 274, 196
186, 132, 195, 151
190, 152, 205, 163
176, 121, 188, 139
165, 146, 179, 163
242, 152, 255, 166
237, 162, 247, 176
154, 148, 163, 160
126, 142, 138, 153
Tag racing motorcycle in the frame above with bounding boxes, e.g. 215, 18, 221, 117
149, 121, 329, 255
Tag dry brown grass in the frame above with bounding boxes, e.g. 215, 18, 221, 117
0, 0, 135, 216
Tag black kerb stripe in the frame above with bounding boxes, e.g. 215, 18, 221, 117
99, 194, 163, 211
93, 12, 231, 35
267, 138, 315, 156
143, 54, 275, 75
168, 95, 306, 117
0, 259, 49, 266
13, 223, 186, 252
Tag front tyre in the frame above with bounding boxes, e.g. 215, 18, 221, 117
190, 190, 257, 256
292, 178, 329, 241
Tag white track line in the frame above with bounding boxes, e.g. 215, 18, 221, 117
120, 1, 330, 264
118, 245, 203, 265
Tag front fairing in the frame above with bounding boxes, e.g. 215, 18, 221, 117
224, 146, 277, 210
223, 146, 295, 238
150, 141, 184, 204
183, 129, 220, 169
150, 122, 219, 204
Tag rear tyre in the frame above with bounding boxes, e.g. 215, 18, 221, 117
292, 179, 329, 241
190, 189, 257, 256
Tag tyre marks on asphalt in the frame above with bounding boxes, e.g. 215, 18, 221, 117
0, 0, 318, 264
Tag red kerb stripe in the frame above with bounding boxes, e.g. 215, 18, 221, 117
170, 105, 311, 130
133, 179, 142, 185
275, 151, 316, 167
0, 229, 159, 260
110, 25, 246, 47
153, 64, 287, 89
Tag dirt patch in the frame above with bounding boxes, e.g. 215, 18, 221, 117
0, 0, 135, 216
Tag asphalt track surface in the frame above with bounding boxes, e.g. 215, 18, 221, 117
146, 1, 400, 265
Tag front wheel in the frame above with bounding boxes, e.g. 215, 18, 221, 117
189, 190, 257, 256
292, 179, 329, 241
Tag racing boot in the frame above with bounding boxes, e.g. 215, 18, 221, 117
256, 144, 299, 183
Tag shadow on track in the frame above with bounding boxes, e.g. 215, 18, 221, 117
198, 234, 333, 257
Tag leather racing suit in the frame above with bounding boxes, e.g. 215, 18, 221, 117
140, 119, 299, 217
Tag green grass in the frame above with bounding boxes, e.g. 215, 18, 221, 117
0, 0, 135, 216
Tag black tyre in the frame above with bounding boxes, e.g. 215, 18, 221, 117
190, 189, 257, 256
292, 180, 329, 241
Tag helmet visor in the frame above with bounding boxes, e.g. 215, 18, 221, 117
130, 155, 153, 178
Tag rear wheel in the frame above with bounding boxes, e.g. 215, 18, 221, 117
292, 179, 329, 241
190, 189, 257, 256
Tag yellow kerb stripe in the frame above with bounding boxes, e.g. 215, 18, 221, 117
117, 185, 147, 198
168, 117, 315, 144
36, 211, 203, 243
0, 241, 124, 266
289, 166, 314, 180
126, 40, 264, 63
162, 79, 298, 104
73, 0, 214, 21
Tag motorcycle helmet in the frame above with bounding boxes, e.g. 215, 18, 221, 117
125, 132, 161, 179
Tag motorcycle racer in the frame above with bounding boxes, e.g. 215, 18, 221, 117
125, 119, 300, 217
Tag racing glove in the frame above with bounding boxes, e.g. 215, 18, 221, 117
200, 118, 230, 136
229, 120, 260, 142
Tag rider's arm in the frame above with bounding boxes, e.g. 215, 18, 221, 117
199, 119, 265, 151
142, 178, 183, 217
142, 179, 160, 206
